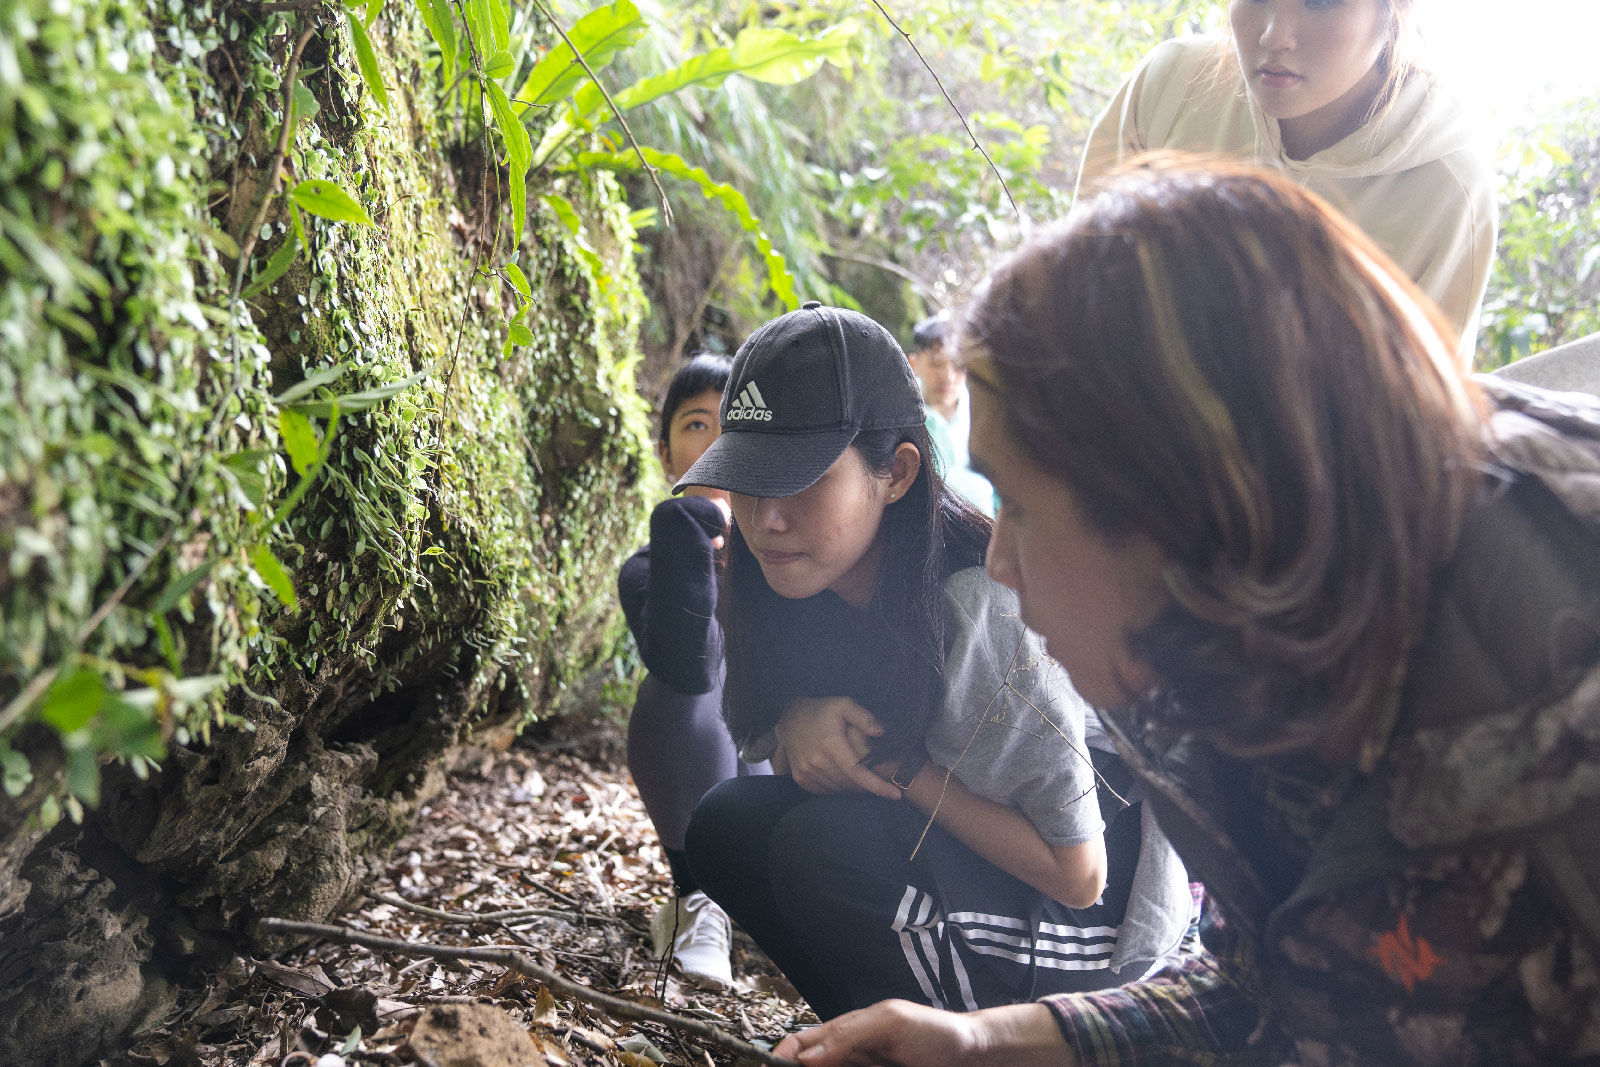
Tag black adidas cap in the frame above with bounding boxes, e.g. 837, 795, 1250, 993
674, 301, 925, 499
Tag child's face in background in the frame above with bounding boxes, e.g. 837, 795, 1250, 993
661, 388, 724, 488
909, 345, 965, 416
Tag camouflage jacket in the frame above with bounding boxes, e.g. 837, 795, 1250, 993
1045, 379, 1600, 1066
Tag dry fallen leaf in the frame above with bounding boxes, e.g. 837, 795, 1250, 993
529, 985, 560, 1027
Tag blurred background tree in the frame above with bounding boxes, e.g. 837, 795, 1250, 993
578, 0, 1214, 400
575, 0, 1596, 393
1480, 93, 1600, 368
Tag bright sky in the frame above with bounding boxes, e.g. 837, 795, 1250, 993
1426, 0, 1600, 130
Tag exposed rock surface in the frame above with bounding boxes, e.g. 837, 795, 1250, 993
407, 1003, 544, 1067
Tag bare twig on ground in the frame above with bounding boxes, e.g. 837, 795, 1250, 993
867, 0, 1021, 223
525, 0, 673, 226
521, 873, 589, 911
367, 890, 634, 929
258, 918, 800, 1067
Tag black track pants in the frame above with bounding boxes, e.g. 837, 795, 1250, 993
684, 775, 1140, 1019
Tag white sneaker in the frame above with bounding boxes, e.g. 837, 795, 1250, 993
649, 891, 733, 989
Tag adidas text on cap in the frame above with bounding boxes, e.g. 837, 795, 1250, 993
674, 301, 925, 499
726, 381, 773, 422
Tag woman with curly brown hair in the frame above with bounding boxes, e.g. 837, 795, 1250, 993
776, 158, 1600, 1066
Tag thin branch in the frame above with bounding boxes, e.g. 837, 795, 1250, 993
258, 918, 799, 1067
867, 0, 1021, 224
366, 890, 633, 929
522, 874, 588, 911
667, 239, 737, 364
525, 0, 673, 227
0, 527, 180, 737
821, 249, 944, 309
233, 23, 319, 297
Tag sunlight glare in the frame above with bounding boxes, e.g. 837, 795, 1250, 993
1425, 0, 1600, 128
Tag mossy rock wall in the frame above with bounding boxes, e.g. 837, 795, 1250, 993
0, 3, 654, 1063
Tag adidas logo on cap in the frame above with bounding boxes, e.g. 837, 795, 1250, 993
726, 381, 773, 422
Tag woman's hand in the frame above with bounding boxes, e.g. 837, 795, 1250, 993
773, 1000, 1072, 1067
774, 697, 901, 799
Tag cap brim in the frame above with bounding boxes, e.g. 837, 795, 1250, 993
673, 427, 858, 498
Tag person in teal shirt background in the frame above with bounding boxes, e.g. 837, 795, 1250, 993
908, 313, 997, 516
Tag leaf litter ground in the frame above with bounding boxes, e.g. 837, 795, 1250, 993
111, 711, 812, 1067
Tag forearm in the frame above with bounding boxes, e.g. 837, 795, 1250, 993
972, 1004, 1079, 1067
899, 761, 1106, 908
1043, 915, 1265, 1067
775, 999, 1075, 1067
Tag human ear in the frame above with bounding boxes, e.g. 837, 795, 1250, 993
886, 442, 921, 501
657, 437, 675, 480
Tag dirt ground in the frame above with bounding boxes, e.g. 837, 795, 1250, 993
106, 712, 811, 1067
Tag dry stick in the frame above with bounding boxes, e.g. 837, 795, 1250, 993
367, 890, 632, 928
867, 0, 1021, 223
188, 20, 319, 509
820, 249, 943, 308
525, 0, 673, 227
904, 631, 1026, 861
440, 0, 503, 398
233, 23, 319, 295
904, 629, 1123, 862
258, 918, 800, 1067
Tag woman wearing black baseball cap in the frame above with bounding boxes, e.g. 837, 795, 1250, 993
676, 302, 1190, 1018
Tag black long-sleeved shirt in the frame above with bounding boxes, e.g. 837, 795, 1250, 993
617, 496, 726, 696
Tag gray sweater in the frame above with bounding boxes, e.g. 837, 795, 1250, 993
930, 567, 1192, 977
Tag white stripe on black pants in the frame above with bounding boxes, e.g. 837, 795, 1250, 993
684, 775, 1139, 1018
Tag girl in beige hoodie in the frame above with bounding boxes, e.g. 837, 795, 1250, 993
1078, 0, 1496, 364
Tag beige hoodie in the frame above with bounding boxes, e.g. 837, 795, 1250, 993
1078, 36, 1497, 365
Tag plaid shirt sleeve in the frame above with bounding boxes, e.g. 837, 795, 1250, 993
1041, 894, 1273, 1067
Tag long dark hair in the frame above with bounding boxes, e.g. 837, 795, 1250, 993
720, 425, 992, 760
961, 157, 1486, 755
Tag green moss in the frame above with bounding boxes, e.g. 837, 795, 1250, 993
1, 0, 653, 809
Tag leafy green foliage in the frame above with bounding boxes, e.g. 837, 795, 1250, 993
0, 0, 263, 813
346, 10, 392, 112
242, 229, 302, 300
578, 148, 797, 307
290, 179, 378, 225
250, 545, 299, 611
487, 80, 533, 243
516, 0, 646, 107
279, 410, 321, 477
414, 0, 459, 79
545, 20, 857, 147
1480, 95, 1600, 368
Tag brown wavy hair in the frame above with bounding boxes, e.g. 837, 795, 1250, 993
959, 156, 1487, 755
